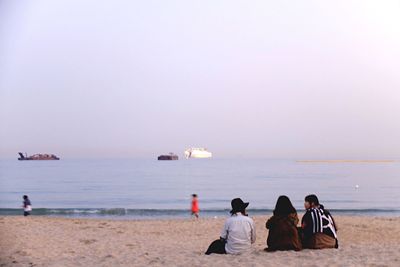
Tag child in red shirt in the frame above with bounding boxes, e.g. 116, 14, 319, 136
191, 194, 199, 218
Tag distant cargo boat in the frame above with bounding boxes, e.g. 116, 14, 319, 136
158, 153, 179, 160
184, 148, 212, 159
18, 152, 60, 160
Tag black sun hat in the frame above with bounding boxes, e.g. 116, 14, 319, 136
230, 198, 249, 214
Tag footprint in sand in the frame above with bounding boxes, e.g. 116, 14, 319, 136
150, 231, 162, 236
98, 222, 110, 228
15, 250, 29, 256
105, 254, 114, 258
79, 239, 97, 245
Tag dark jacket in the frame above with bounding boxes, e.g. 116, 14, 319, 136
23, 198, 31, 207
266, 213, 302, 251
301, 206, 338, 249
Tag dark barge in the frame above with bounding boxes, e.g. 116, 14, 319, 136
157, 153, 178, 160
18, 152, 60, 160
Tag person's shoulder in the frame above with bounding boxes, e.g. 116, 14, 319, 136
321, 207, 334, 217
225, 216, 235, 223
302, 209, 312, 218
243, 215, 254, 223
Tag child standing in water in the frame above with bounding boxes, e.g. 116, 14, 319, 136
191, 194, 199, 218
22, 195, 32, 216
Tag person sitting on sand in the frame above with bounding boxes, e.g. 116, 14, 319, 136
191, 194, 199, 219
22, 195, 32, 216
205, 198, 256, 255
301, 194, 338, 249
265, 195, 302, 251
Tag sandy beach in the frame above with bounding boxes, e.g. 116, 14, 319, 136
1, 215, 399, 267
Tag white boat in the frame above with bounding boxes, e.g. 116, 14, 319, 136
184, 148, 212, 159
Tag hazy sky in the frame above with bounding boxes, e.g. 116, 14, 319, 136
1, 0, 400, 159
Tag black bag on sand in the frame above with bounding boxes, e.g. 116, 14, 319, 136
205, 239, 226, 255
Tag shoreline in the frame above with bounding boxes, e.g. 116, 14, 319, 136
1, 208, 400, 219
1, 215, 400, 266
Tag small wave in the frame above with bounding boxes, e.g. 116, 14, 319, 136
0, 208, 399, 217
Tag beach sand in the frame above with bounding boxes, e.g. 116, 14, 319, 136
1, 215, 399, 267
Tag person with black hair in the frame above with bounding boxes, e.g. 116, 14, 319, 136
301, 194, 338, 249
22, 195, 32, 216
205, 198, 256, 255
265, 195, 302, 251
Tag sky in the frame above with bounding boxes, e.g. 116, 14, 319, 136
0, 0, 400, 159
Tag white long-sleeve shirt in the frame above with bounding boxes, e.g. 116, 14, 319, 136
220, 213, 256, 254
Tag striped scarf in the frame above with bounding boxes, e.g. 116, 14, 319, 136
309, 207, 337, 239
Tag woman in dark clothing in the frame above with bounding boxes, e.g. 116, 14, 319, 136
301, 194, 338, 249
265, 196, 302, 251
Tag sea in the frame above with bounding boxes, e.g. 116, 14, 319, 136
1, 159, 399, 219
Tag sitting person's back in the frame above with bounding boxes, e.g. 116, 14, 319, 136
222, 211, 256, 254
301, 194, 338, 249
266, 196, 302, 251
206, 198, 256, 255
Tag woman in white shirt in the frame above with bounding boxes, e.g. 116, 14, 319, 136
205, 198, 256, 255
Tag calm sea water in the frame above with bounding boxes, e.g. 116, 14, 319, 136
1, 159, 399, 218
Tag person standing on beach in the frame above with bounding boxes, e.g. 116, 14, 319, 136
301, 194, 338, 249
205, 198, 256, 255
22, 195, 32, 216
191, 194, 199, 218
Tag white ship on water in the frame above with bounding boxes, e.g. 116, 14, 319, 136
184, 148, 212, 159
